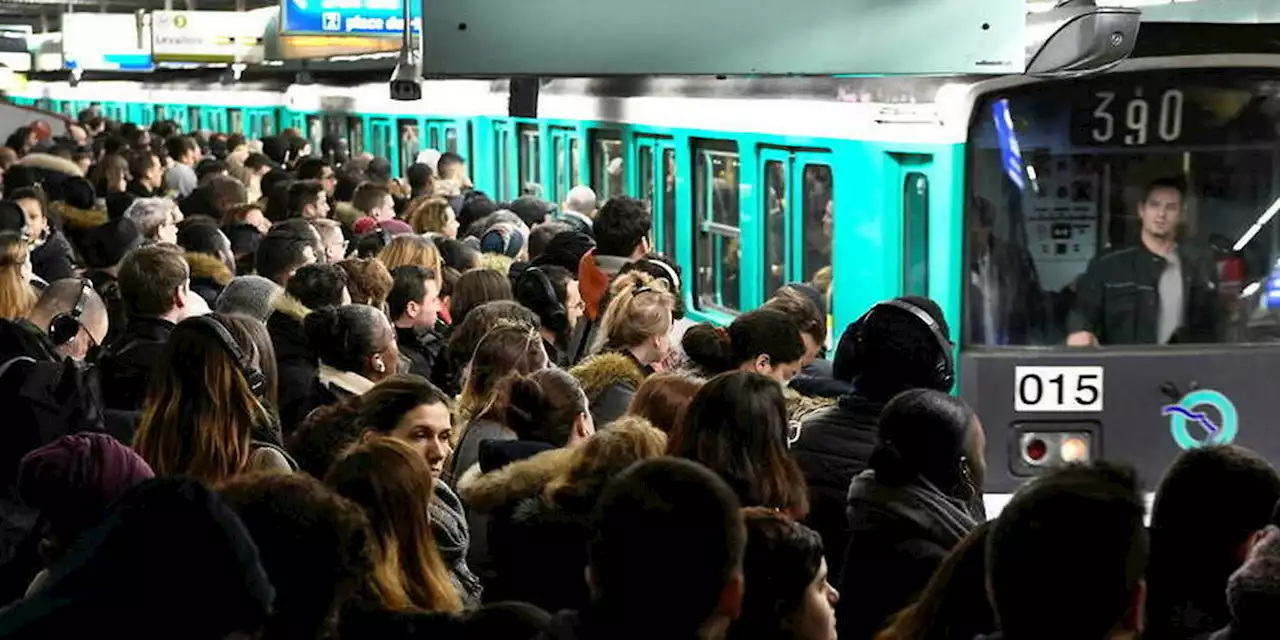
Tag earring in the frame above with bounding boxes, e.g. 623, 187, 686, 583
373, 356, 387, 373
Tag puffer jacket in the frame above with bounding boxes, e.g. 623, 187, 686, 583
185, 252, 234, 308
790, 394, 883, 587
569, 351, 647, 428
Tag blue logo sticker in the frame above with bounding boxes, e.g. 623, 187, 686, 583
1163, 389, 1238, 450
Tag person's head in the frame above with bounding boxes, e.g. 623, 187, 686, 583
878, 521, 996, 640
165, 135, 199, 166
353, 182, 395, 222
762, 286, 827, 365
218, 472, 374, 640
529, 221, 571, 261
446, 299, 537, 378
196, 158, 229, 183
29, 278, 109, 359
95, 153, 130, 194
204, 175, 250, 217
305, 303, 398, 382
988, 462, 1148, 640
178, 217, 236, 274
1147, 445, 1280, 627
593, 196, 651, 258
124, 197, 182, 244
457, 192, 499, 234
0, 231, 35, 320
669, 371, 809, 517
18, 433, 155, 565
451, 268, 513, 325
564, 185, 598, 217
436, 152, 467, 184
325, 437, 464, 613
133, 313, 276, 486
627, 373, 704, 434
287, 180, 330, 221
337, 257, 393, 308
1139, 177, 1185, 242
497, 368, 594, 446
433, 235, 479, 272
730, 508, 838, 640
256, 219, 321, 286
295, 158, 336, 196
225, 202, 271, 234
872, 388, 985, 501
616, 253, 685, 320
407, 196, 458, 238
7, 186, 47, 244
461, 322, 548, 421
118, 243, 192, 323
588, 457, 746, 636
216, 275, 282, 323
286, 263, 350, 310
598, 271, 676, 364
350, 375, 455, 477
405, 163, 433, 196
514, 264, 580, 344
129, 149, 163, 187
832, 296, 953, 400
378, 233, 443, 276
310, 218, 347, 264
388, 265, 440, 329
684, 310, 806, 384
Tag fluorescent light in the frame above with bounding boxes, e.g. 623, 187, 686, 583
1243, 281, 1261, 298
1233, 196, 1280, 252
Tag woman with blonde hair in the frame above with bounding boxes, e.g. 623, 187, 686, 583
406, 197, 459, 238
133, 313, 294, 486
570, 271, 676, 426
378, 234, 443, 278
326, 437, 464, 614
0, 231, 36, 320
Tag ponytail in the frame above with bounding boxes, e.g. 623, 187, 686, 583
495, 368, 586, 446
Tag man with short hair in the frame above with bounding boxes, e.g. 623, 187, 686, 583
387, 265, 441, 378
540, 457, 745, 639
352, 183, 396, 223
310, 219, 347, 264
164, 135, 200, 198
256, 220, 321, 287
561, 185, 597, 235
287, 180, 330, 221
127, 150, 165, 199
96, 244, 193, 413
986, 461, 1148, 640
568, 196, 653, 363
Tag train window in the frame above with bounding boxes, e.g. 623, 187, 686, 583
229, 109, 243, 135
661, 149, 676, 258
399, 120, 420, 177
154, 105, 166, 121
445, 127, 459, 154
188, 107, 202, 132
348, 118, 363, 155
307, 116, 323, 150
260, 114, 275, 138
570, 137, 581, 189
639, 146, 655, 246
765, 160, 787, 298
429, 127, 441, 150
803, 164, 834, 286
693, 140, 741, 313
495, 125, 513, 202
903, 172, 929, 298
591, 131, 624, 199
552, 134, 565, 200
518, 125, 541, 198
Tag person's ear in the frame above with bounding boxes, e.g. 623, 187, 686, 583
716, 569, 745, 622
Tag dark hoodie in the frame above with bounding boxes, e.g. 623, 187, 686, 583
1210, 526, 1280, 640
0, 477, 274, 639
267, 293, 318, 434
95, 316, 175, 428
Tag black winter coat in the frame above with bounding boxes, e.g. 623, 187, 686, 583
30, 231, 75, 284
266, 294, 318, 435
790, 394, 883, 586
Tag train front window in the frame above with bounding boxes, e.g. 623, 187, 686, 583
967, 69, 1280, 348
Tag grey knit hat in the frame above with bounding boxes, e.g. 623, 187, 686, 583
215, 276, 281, 323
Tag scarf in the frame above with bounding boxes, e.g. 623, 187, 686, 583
847, 469, 980, 548
431, 481, 483, 608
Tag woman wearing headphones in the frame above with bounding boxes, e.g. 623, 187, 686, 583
133, 312, 295, 485
836, 388, 986, 640
512, 264, 582, 367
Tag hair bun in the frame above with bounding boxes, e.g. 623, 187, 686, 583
504, 375, 545, 433
869, 440, 915, 485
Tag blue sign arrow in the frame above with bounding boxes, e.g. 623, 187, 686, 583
281, 0, 422, 37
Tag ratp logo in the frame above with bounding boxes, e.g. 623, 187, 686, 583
1162, 389, 1238, 451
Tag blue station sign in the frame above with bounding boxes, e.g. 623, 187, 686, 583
280, 0, 421, 37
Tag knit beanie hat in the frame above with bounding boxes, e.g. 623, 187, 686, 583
18, 433, 155, 541
532, 230, 595, 277
216, 275, 282, 322
480, 222, 527, 259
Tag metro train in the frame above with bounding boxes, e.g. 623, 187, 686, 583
10, 52, 1280, 505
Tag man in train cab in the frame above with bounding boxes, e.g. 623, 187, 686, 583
969, 196, 1046, 345
163, 135, 200, 198
1067, 178, 1221, 346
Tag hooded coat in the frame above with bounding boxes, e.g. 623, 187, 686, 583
185, 252, 234, 308
267, 293, 318, 434
569, 351, 647, 428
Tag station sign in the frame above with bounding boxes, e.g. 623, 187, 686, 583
280, 0, 421, 37
152, 10, 274, 65
62, 14, 153, 72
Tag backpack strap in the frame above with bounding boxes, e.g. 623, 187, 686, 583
0, 357, 36, 383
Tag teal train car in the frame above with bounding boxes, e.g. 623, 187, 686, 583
13, 55, 1280, 509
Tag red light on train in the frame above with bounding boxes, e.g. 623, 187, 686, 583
1024, 438, 1048, 463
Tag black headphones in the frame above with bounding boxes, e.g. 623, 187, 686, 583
190, 315, 268, 399
516, 266, 568, 334
850, 298, 954, 391
49, 278, 92, 346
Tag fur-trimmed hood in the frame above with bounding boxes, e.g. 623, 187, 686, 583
786, 386, 837, 423
51, 201, 108, 232
271, 291, 311, 322
569, 352, 646, 402
333, 202, 362, 229
17, 153, 84, 178
456, 447, 575, 514
186, 252, 234, 286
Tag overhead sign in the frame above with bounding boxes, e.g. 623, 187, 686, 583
421, 0, 1024, 76
62, 14, 153, 72
1163, 389, 1239, 450
281, 0, 421, 37
152, 10, 274, 64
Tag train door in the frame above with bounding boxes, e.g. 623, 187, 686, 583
228, 109, 244, 136
590, 129, 625, 201
549, 127, 580, 204
398, 118, 421, 177
490, 121, 517, 201
306, 115, 323, 153
634, 135, 678, 259
758, 148, 835, 303
369, 118, 396, 173
187, 107, 203, 133
517, 123, 541, 199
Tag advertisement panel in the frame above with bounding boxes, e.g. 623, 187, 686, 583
62, 14, 153, 72
280, 0, 420, 37
152, 9, 274, 65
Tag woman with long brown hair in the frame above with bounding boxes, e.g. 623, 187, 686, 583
626, 372, 703, 433
133, 313, 294, 485
0, 231, 36, 320
326, 437, 464, 614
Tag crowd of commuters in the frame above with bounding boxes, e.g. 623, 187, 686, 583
0, 111, 1276, 640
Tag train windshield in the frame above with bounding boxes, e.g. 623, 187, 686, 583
967, 68, 1280, 348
